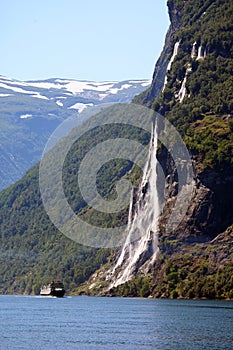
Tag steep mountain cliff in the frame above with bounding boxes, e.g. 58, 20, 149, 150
154, 0, 233, 242
81, 0, 233, 299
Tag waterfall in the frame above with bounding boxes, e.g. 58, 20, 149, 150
196, 45, 206, 60
110, 121, 160, 287
177, 75, 187, 102
167, 41, 180, 71
175, 63, 192, 103
191, 41, 197, 58
162, 41, 180, 92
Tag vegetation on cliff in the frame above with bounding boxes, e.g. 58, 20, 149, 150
131, 0, 233, 299
78, 226, 233, 300
155, 0, 233, 170
81, 0, 233, 299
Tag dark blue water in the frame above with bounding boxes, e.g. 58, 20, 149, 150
0, 296, 232, 350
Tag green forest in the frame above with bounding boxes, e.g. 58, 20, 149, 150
0, 105, 150, 294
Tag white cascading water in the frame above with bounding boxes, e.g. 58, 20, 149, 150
177, 75, 187, 102
110, 121, 160, 287
162, 41, 180, 91
191, 41, 197, 58
196, 45, 206, 60
167, 41, 180, 71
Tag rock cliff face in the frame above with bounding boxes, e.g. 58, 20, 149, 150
143, 1, 182, 104
149, 0, 233, 244
97, 0, 233, 299
148, 0, 233, 299
177, 169, 233, 242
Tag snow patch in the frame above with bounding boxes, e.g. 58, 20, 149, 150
109, 84, 132, 95
0, 93, 11, 97
0, 75, 13, 81
27, 82, 62, 90
0, 82, 48, 99
141, 81, 151, 87
56, 100, 63, 107
55, 80, 116, 95
0, 82, 31, 94
32, 94, 49, 100
0, 77, 151, 102
20, 114, 32, 119
68, 102, 93, 112
54, 79, 150, 96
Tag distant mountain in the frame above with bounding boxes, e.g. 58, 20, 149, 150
0, 75, 150, 190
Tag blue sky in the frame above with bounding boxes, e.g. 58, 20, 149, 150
1, 0, 169, 82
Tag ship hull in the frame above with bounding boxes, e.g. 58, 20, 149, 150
40, 290, 65, 298
40, 281, 65, 298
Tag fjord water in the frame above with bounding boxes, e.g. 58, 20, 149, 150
0, 296, 232, 350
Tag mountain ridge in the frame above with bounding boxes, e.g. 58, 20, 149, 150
0, 75, 150, 190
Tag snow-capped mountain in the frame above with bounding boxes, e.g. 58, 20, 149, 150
0, 75, 150, 190
0, 75, 150, 109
